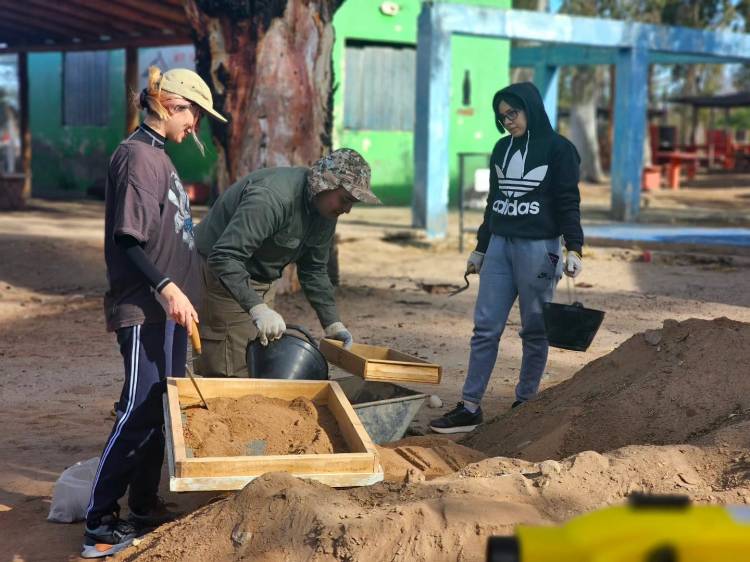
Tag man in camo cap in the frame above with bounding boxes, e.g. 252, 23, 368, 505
193, 148, 378, 377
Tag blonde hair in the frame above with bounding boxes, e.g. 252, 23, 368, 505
134, 66, 205, 156
138, 66, 170, 121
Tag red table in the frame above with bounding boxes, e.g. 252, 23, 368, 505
656, 151, 699, 190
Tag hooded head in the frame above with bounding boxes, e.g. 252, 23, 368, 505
492, 82, 553, 137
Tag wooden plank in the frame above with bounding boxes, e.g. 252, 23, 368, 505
25, 0, 143, 34
363, 361, 441, 384
112, 0, 189, 25
0, 2, 103, 37
321, 339, 441, 384
0, 35, 192, 54
327, 381, 376, 458
67, 0, 177, 31
165, 380, 187, 476
163, 394, 178, 481
170, 470, 384, 492
172, 377, 331, 405
164, 377, 382, 491
180, 453, 375, 478
0, 11, 71, 39
319, 338, 368, 376
387, 349, 434, 364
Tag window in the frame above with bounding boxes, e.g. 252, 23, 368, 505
63, 51, 109, 126
344, 40, 415, 131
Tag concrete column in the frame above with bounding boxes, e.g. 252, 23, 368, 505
413, 3, 451, 238
534, 61, 559, 130
611, 46, 648, 221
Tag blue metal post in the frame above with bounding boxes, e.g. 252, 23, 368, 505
611, 45, 649, 221
413, 4, 451, 237
534, 60, 559, 130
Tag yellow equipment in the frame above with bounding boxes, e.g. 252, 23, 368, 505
487, 494, 750, 562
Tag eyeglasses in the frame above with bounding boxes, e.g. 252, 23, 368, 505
497, 109, 520, 124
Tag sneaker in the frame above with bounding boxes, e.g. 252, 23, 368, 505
81, 514, 137, 559
128, 496, 182, 530
429, 402, 483, 434
511, 400, 524, 409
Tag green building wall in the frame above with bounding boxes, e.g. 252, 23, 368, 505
332, 0, 511, 205
28, 3, 509, 204
28, 49, 216, 197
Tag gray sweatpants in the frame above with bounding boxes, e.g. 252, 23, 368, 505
461, 234, 563, 404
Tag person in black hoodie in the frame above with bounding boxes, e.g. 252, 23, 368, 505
430, 82, 584, 434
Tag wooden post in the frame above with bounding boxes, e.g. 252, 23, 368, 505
690, 105, 698, 146
19, 52, 31, 204
125, 46, 139, 134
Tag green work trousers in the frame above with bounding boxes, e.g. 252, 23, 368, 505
194, 259, 276, 377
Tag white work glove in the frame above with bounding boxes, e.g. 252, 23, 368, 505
325, 322, 353, 349
249, 303, 286, 346
466, 251, 485, 275
564, 251, 583, 278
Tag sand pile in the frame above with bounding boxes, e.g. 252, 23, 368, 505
463, 317, 750, 461
116, 445, 750, 562
184, 395, 346, 457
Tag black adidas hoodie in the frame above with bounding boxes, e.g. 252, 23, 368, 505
475, 82, 584, 254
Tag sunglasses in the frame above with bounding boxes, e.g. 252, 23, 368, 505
169, 101, 203, 118
497, 108, 520, 124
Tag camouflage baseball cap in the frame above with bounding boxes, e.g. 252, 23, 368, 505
308, 148, 381, 204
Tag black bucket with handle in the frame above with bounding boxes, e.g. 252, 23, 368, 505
543, 280, 604, 352
246, 324, 329, 380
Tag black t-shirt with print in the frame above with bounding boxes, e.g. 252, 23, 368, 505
103, 125, 201, 332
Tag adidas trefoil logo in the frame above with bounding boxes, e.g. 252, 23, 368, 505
492, 150, 548, 216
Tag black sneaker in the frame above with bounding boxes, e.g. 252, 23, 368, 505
511, 400, 524, 409
429, 402, 483, 434
128, 496, 182, 530
81, 514, 137, 559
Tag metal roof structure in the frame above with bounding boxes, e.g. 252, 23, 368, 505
0, 0, 191, 53
669, 92, 750, 108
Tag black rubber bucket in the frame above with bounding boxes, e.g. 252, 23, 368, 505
543, 301, 605, 352
246, 324, 329, 380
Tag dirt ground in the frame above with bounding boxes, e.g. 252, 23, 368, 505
1, 190, 750, 561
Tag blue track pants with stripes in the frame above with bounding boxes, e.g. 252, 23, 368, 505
85, 321, 186, 525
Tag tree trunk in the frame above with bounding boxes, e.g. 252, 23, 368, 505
184, 0, 342, 295
184, 0, 338, 190
569, 66, 605, 183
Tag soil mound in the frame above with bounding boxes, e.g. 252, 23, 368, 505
376, 436, 487, 481
116, 445, 750, 562
463, 317, 750, 460
184, 395, 346, 457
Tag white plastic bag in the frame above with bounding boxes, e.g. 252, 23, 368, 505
47, 457, 99, 523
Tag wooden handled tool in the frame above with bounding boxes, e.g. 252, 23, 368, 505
188, 318, 209, 410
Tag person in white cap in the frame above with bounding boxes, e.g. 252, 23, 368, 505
82, 66, 226, 558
